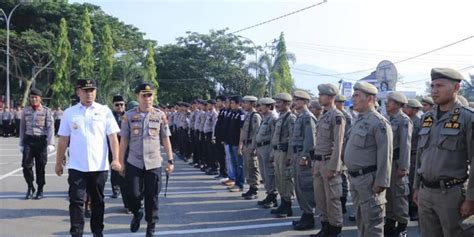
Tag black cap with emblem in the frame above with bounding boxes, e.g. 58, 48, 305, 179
76, 79, 97, 89
134, 83, 155, 94
112, 95, 125, 103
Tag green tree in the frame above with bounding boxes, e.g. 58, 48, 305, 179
272, 32, 294, 94
52, 18, 72, 107
97, 24, 115, 103
144, 43, 158, 90
76, 8, 94, 79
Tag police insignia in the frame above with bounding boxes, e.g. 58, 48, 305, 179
444, 122, 460, 129
422, 116, 433, 128
335, 116, 342, 125
133, 128, 140, 135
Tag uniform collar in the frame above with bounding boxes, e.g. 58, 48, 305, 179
433, 100, 463, 122
78, 101, 98, 110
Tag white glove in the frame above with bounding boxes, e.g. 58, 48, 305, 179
19, 146, 24, 153
47, 145, 56, 154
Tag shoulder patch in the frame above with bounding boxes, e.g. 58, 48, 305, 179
335, 116, 342, 125
422, 115, 433, 128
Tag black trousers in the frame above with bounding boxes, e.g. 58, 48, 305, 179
215, 141, 227, 176
54, 119, 60, 136
14, 119, 20, 137
2, 120, 12, 136
108, 153, 122, 195
22, 135, 47, 187
192, 130, 201, 164
68, 169, 108, 236
126, 163, 162, 224
204, 132, 218, 169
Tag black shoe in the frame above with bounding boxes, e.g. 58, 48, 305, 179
25, 185, 35, 200
310, 221, 328, 237
92, 233, 103, 237
111, 193, 119, 199
35, 186, 44, 200
325, 224, 342, 237
206, 169, 219, 175
262, 193, 278, 208
271, 199, 293, 218
146, 223, 155, 237
243, 187, 258, 200
348, 214, 356, 221
384, 219, 397, 236
293, 213, 314, 231
130, 211, 143, 232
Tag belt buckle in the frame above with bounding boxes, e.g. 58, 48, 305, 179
358, 169, 364, 176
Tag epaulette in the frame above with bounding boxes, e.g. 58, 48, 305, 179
461, 105, 474, 113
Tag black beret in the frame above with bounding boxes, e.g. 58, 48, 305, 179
134, 83, 155, 94
208, 99, 217, 105
29, 88, 43, 97
112, 95, 124, 103
76, 79, 97, 89
230, 95, 242, 103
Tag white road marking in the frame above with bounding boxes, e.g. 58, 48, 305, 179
0, 167, 23, 181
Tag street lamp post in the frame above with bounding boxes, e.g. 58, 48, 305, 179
1, 4, 21, 108
238, 35, 258, 79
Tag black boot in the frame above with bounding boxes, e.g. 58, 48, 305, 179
35, 185, 44, 199
384, 218, 397, 237
293, 213, 314, 230
25, 185, 35, 200
271, 199, 293, 217
262, 193, 278, 208
242, 187, 258, 200
340, 196, 347, 214
130, 211, 143, 232
395, 222, 408, 237
257, 193, 271, 205
326, 224, 342, 237
146, 223, 155, 237
309, 221, 328, 237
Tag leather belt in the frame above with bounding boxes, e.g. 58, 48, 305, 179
421, 176, 466, 189
292, 146, 303, 153
313, 154, 331, 161
348, 166, 377, 178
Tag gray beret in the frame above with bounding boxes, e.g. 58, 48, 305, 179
387, 91, 408, 104
293, 90, 311, 100
335, 95, 346, 102
242, 95, 258, 102
273, 93, 292, 102
421, 96, 434, 105
310, 101, 322, 110
353, 81, 378, 95
406, 99, 422, 109
317, 83, 339, 96
258, 97, 276, 105
431, 68, 464, 82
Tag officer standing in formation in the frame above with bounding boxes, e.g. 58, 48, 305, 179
311, 84, 345, 237
402, 98, 422, 221
421, 96, 435, 113
255, 98, 278, 207
19, 88, 55, 200
54, 107, 64, 135
344, 81, 393, 237
413, 68, 474, 237
384, 91, 413, 237
14, 105, 22, 137
2, 107, 14, 137
203, 100, 219, 175
291, 90, 318, 230
56, 79, 122, 237
239, 96, 262, 196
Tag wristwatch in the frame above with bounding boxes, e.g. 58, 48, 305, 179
167, 159, 175, 165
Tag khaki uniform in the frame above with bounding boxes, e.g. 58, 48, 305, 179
408, 114, 421, 214
271, 111, 296, 202
291, 108, 317, 214
414, 101, 474, 237
240, 110, 262, 189
386, 111, 412, 225
344, 108, 393, 237
312, 107, 345, 227
256, 112, 277, 194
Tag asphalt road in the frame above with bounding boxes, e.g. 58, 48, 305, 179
0, 137, 426, 236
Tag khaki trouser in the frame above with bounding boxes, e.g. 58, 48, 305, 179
349, 172, 386, 237
257, 144, 276, 194
242, 144, 260, 189
274, 149, 294, 201
292, 152, 315, 214
386, 162, 409, 224
312, 159, 343, 226
418, 185, 466, 237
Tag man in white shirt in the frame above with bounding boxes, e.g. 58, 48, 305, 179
55, 79, 122, 237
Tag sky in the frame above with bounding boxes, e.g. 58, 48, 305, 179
71, 0, 474, 95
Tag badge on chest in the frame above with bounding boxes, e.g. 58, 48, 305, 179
422, 116, 433, 128
444, 108, 461, 129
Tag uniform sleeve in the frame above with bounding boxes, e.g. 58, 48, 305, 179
466, 113, 474, 200
251, 114, 262, 149
303, 115, 317, 158
119, 114, 130, 138
46, 109, 55, 146
105, 108, 120, 135
57, 110, 71, 137
398, 118, 413, 171
19, 110, 26, 146
328, 113, 346, 172
160, 113, 171, 138
374, 120, 393, 188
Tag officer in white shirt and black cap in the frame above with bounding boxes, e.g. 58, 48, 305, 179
55, 78, 122, 237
